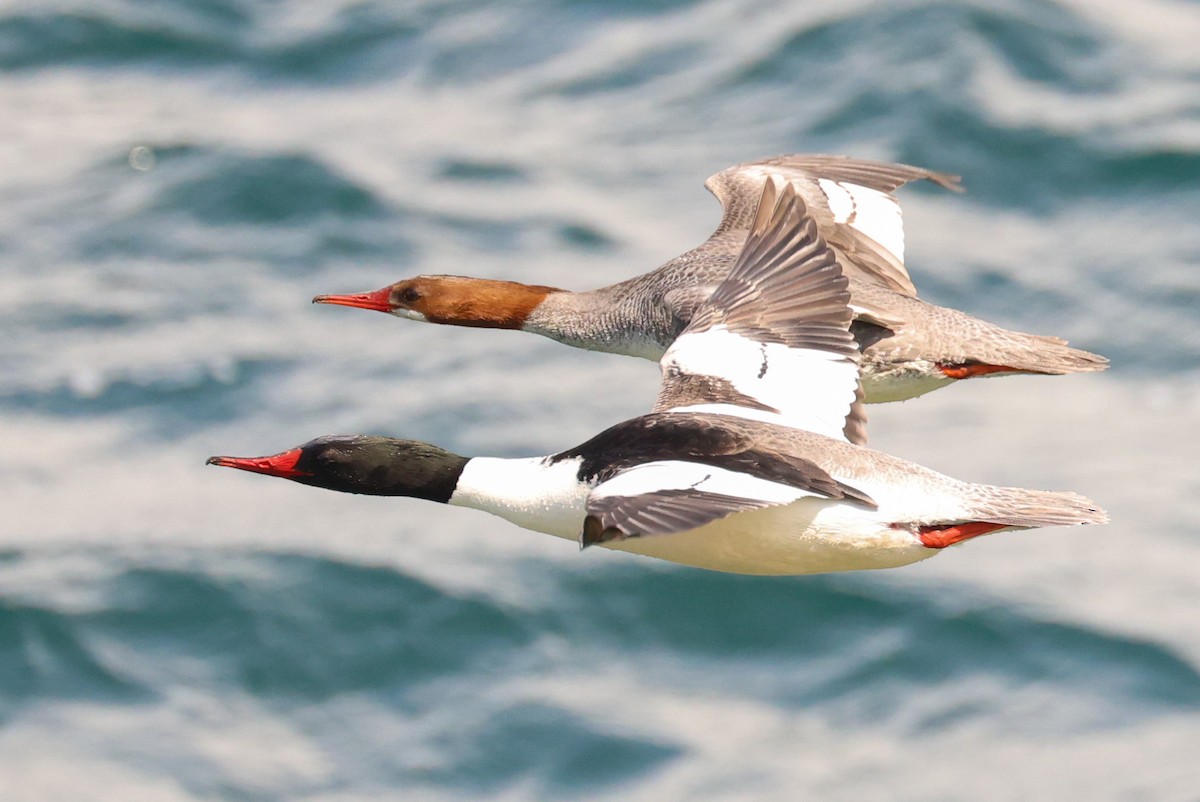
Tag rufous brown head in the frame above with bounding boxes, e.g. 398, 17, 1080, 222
314, 275, 561, 329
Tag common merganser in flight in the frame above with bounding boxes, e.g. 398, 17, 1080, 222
315, 155, 1106, 409
210, 178, 1106, 576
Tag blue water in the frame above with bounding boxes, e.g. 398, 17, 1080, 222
2, 1, 1199, 799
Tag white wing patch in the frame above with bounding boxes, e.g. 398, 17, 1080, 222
662, 326, 859, 441
590, 460, 821, 507
817, 178, 906, 265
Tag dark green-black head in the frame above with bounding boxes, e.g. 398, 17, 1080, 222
206, 435, 468, 503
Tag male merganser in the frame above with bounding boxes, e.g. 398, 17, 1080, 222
315, 154, 1106, 406
211, 178, 1106, 576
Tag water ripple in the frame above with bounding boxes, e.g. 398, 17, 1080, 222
0, 4, 423, 83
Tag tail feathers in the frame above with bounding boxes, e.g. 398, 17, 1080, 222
939, 311, 1110, 377
995, 339, 1109, 376
1023, 332, 1069, 347
973, 488, 1109, 529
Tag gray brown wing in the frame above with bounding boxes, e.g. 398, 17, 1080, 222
580, 417, 876, 544
705, 154, 961, 235
702, 154, 961, 297
753, 154, 961, 193
687, 178, 855, 352
583, 489, 778, 546
661, 283, 719, 327
655, 178, 862, 442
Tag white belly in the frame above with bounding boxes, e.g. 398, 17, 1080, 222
862, 363, 952, 403
605, 499, 934, 576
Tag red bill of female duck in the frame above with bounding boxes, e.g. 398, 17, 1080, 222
217, 178, 1107, 577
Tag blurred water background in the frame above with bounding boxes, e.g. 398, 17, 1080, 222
2, 0, 1199, 799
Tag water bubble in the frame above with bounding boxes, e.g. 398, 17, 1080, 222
129, 145, 156, 172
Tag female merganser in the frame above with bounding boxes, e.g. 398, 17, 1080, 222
315, 154, 1107, 406
211, 179, 1106, 576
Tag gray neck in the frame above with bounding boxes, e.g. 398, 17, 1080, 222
521, 286, 680, 361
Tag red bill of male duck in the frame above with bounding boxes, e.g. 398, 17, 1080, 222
218, 178, 1107, 577
314, 154, 1107, 405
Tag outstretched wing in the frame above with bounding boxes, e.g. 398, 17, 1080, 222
703, 154, 961, 297
575, 415, 875, 543
577, 180, 876, 543
654, 176, 863, 443
583, 461, 825, 545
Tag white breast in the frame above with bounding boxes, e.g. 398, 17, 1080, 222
609, 498, 934, 575
449, 456, 590, 539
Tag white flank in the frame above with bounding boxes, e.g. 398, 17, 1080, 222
590, 463, 938, 575
449, 456, 589, 539
861, 367, 954, 404
663, 327, 858, 440
590, 460, 821, 506
817, 178, 906, 264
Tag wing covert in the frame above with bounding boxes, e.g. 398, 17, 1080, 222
655, 178, 862, 442
702, 154, 961, 297
582, 453, 872, 544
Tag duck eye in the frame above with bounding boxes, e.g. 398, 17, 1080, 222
400, 287, 421, 304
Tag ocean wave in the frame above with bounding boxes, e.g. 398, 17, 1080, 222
539, 567, 1200, 724
0, 578, 150, 723
414, 701, 683, 793
2, 144, 411, 269
0, 3, 423, 83
5, 544, 1193, 794
146, 145, 388, 225
0, 357, 289, 434
2, 0, 1198, 796
1, 550, 536, 702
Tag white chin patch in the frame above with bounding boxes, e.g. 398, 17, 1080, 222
391, 308, 429, 323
